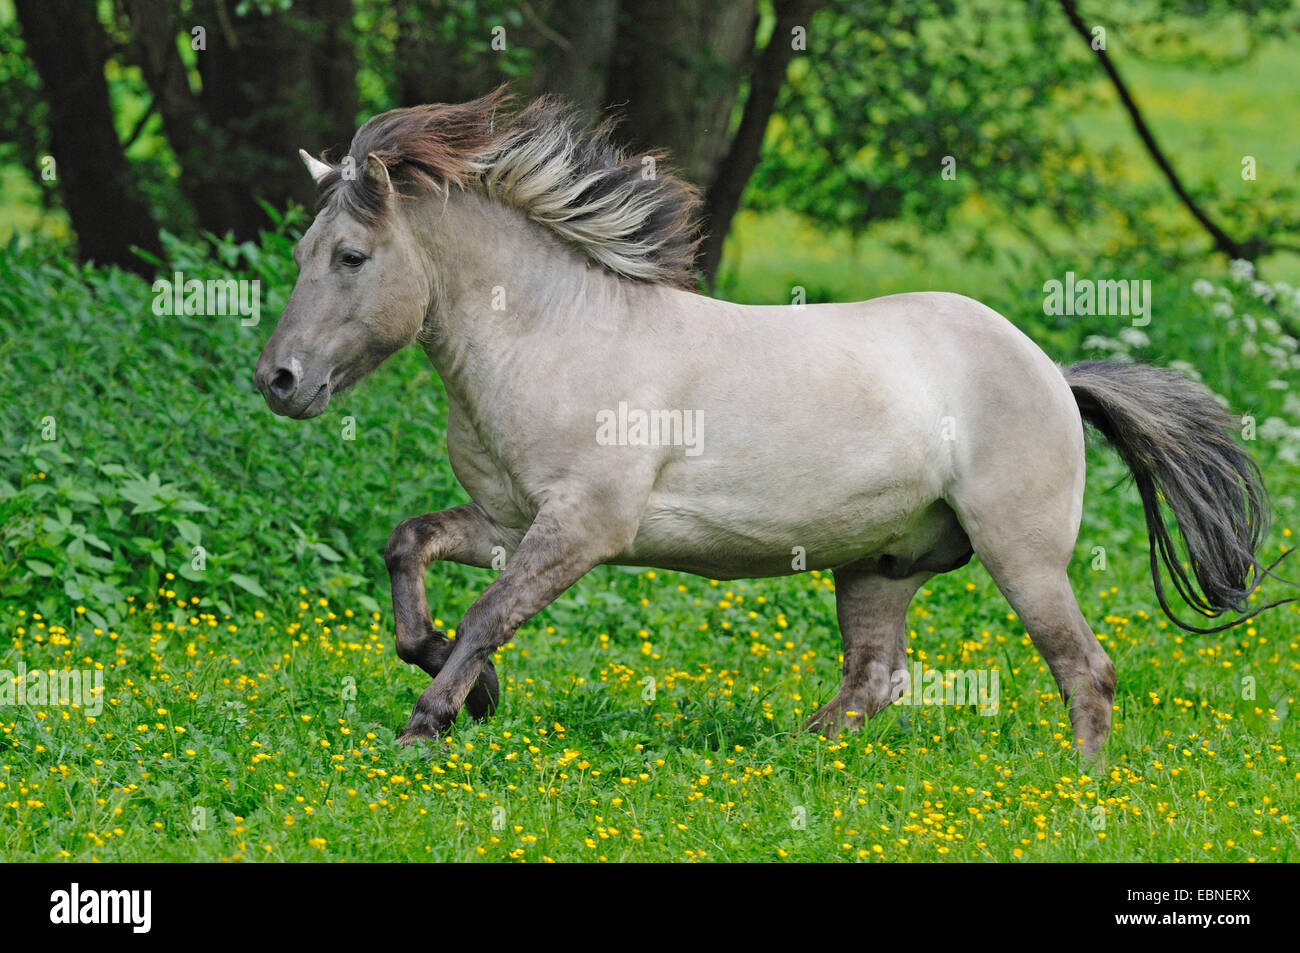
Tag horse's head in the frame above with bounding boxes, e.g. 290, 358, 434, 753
254, 149, 430, 419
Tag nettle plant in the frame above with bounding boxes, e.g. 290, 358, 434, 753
0, 445, 213, 631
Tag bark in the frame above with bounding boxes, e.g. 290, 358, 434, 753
604, 0, 758, 187
529, 0, 619, 111
309, 0, 359, 139
698, 0, 826, 284
14, 0, 161, 274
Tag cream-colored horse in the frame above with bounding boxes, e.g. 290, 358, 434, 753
255, 90, 1288, 755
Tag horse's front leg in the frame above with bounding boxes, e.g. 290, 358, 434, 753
384, 503, 520, 722
398, 502, 630, 745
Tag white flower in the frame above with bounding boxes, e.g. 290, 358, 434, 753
1251, 280, 1275, 303
1119, 327, 1150, 348
1192, 278, 1215, 297
1082, 334, 1120, 352
1229, 258, 1255, 281
1212, 301, 1233, 319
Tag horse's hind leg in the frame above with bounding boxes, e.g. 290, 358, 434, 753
942, 366, 1116, 756
986, 560, 1115, 756
954, 498, 1116, 756
805, 568, 929, 736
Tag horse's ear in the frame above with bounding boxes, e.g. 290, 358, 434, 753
299, 148, 332, 184
364, 152, 395, 195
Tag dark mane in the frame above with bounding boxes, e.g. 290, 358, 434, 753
314, 88, 703, 289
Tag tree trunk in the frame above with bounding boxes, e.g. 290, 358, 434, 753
530, 0, 619, 111
14, 0, 161, 274
309, 0, 359, 139
188, 0, 358, 238
699, 0, 826, 285
604, 0, 758, 188
122, 0, 244, 236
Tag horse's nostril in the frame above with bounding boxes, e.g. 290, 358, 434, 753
269, 366, 297, 399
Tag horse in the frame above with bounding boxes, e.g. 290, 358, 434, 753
254, 88, 1289, 756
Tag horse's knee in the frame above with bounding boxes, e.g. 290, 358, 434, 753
384, 518, 421, 573
456, 600, 514, 656
1093, 653, 1116, 701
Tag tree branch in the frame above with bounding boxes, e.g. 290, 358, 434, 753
698, 0, 826, 287
120, 92, 157, 152
1057, 0, 1300, 337
1057, 0, 1248, 260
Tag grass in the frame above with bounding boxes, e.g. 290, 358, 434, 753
0, 215, 1295, 862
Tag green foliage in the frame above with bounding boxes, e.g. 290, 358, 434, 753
0, 213, 1296, 861
746, 0, 1300, 267
0, 208, 434, 630
0, 1, 48, 206
749, 0, 1108, 251
0, 1, 1297, 861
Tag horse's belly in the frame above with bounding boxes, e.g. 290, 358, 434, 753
619, 470, 938, 577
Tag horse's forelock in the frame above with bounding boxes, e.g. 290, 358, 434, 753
312, 87, 511, 224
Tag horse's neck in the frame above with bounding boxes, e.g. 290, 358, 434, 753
413, 193, 637, 411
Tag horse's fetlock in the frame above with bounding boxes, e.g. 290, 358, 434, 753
1094, 658, 1117, 700
394, 637, 423, 666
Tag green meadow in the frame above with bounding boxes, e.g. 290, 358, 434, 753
0, 41, 1296, 862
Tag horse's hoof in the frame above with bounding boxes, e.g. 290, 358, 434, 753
397, 708, 450, 747
396, 727, 441, 748
803, 699, 865, 738
465, 661, 500, 721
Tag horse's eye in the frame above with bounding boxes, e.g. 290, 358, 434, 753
339, 251, 367, 268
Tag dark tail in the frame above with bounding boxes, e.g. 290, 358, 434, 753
1064, 359, 1295, 634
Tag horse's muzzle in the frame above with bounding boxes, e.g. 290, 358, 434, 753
254, 353, 329, 418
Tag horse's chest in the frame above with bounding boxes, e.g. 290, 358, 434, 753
444, 408, 536, 530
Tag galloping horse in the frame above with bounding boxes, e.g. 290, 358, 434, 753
255, 89, 1289, 755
